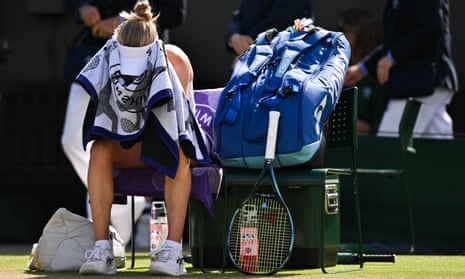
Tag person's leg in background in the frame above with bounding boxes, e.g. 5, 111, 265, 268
376, 99, 407, 137
414, 87, 454, 139
135, 199, 153, 250
61, 82, 92, 198
111, 199, 145, 246
377, 87, 454, 139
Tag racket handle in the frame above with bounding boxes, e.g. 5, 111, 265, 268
265, 111, 280, 160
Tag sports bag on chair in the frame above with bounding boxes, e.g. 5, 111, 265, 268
214, 19, 351, 168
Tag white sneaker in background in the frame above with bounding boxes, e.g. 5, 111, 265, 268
109, 226, 126, 268
110, 196, 146, 246
149, 243, 186, 276
79, 245, 117, 275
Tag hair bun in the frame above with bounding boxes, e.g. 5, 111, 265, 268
134, 0, 152, 21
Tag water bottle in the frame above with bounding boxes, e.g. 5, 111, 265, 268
150, 201, 168, 253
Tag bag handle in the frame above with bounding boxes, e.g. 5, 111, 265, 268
218, 27, 333, 125
267, 28, 332, 91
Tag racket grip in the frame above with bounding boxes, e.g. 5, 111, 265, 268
265, 111, 280, 160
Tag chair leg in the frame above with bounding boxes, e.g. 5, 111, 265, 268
354, 172, 398, 264
403, 173, 416, 253
130, 195, 136, 269
320, 184, 328, 272
321, 177, 363, 274
352, 172, 364, 268
222, 184, 228, 270
198, 207, 205, 272
196, 195, 226, 273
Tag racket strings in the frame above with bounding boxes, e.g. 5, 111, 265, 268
229, 195, 292, 274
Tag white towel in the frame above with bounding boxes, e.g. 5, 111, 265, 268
76, 38, 211, 178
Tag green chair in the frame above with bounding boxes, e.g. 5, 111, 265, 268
324, 87, 421, 272
360, 97, 421, 255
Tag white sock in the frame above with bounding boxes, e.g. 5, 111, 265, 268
165, 239, 182, 250
95, 240, 111, 249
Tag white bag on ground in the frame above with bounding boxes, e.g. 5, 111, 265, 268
28, 207, 126, 271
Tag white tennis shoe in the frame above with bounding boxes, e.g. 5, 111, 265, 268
149, 243, 186, 276
79, 245, 117, 275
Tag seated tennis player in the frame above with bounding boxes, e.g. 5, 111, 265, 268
75, 0, 211, 276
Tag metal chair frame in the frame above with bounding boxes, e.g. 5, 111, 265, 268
322, 86, 421, 273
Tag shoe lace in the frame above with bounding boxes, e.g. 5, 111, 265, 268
84, 247, 104, 261
150, 246, 183, 265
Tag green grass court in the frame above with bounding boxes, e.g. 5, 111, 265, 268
1, 248, 464, 279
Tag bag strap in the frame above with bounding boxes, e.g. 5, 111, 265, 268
266, 28, 332, 91
218, 27, 333, 125
217, 30, 277, 124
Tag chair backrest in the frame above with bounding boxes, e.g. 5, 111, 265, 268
326, 86, 358, 152
326, 87, 421, 157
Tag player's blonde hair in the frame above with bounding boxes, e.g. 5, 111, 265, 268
115, 0, 160, 47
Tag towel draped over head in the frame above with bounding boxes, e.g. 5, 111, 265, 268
76, 38, 211, 178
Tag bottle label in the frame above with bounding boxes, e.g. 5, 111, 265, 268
150, 223, 163, 250
150, 201, 168, 253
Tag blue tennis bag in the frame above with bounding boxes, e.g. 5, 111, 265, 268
214, 20, 351, 168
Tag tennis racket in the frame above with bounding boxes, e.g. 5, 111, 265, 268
227, 111, 295, 275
